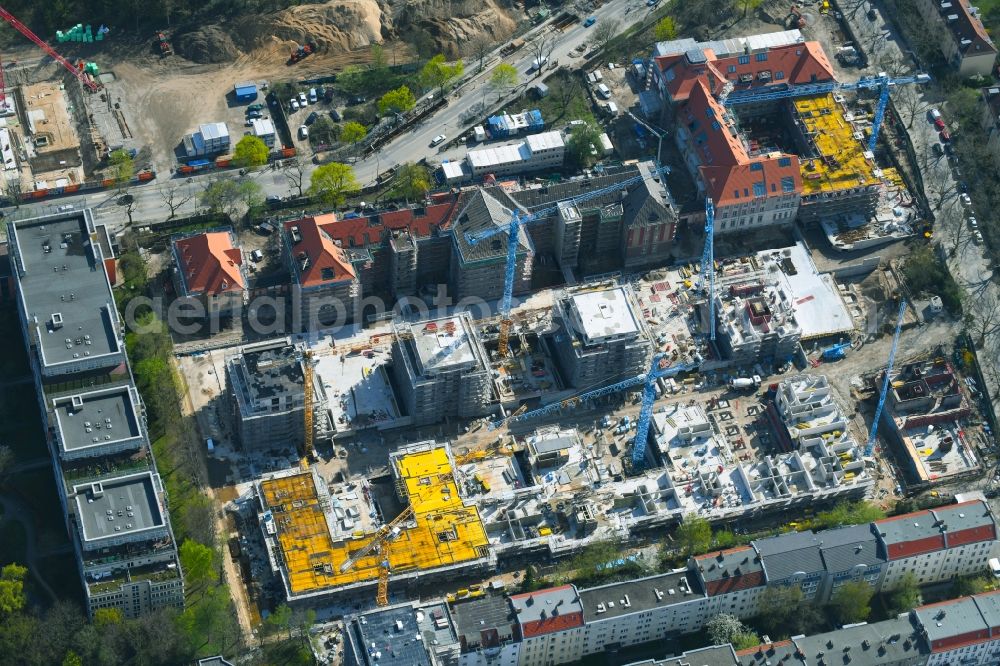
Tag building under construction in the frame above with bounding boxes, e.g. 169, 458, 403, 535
256, 441, 492, 605
225, 338, 329, 451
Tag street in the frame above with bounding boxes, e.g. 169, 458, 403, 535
6, 0, 656, 229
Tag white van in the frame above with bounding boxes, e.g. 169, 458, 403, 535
605, 101, 619, 117
596, 83, 611, 99
308, 87, 318, 103
991, 557, 1000, 578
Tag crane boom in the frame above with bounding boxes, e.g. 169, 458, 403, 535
339, 505, 414, 573
865, 300, 906, 457
0, 7, 100, 92
632, 357, 695, 466
302, 352, 315, 464
467, 165, 670, 356
702, 198, 716, 341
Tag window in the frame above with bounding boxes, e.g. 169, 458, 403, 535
738, 55, 750, 65
733, 190, 740, 199
750, 162, 763, 172
781, 176, 795, 192
711, 120, 720, 130
705, 107, 715, 119
778, 157, 791, 167
775, 71, 785, 80
728, 64, 737, 73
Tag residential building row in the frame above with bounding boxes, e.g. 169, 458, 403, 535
8, 210, 184, 619
342, 496, 1000, 666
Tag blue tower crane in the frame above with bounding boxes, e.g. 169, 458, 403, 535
701, 198, 716, 341
631, 354, 694, 467
865, 300, 906, 457
493, 356, 695, 433
466, 165, 669, 356
721, 73, 930, 153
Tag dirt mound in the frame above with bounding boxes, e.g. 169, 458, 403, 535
173, 25, 241, 63
420, 3, 518, 56
232, 0, 389, 55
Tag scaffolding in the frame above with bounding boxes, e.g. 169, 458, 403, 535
259, 445, 489, 596
794, 94, 880, 196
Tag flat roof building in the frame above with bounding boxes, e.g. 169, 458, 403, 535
50, 385, 146, 461
8, 211, 124, 377
466, 130, 565, 177
391, 313, 493, 426
552, 282, 652, 389
71, 471, 168, 550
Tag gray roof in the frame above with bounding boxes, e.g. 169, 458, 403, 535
628, 645, 739, 666
579, 571, 701, 622
347, 605, 433, 666
915, 596, 987, 646
792, 617, 926, 665
931, 500, 996, 535
451, 596, 516, 649
501, 163, 642, 211
72, 471, 164, 544
9, 212, 121, 369
695, 546, 762, 584
509, 585, 582, 627
197, 658, 235, 666
755, 530, 825, 582
621, 161, 676, 230
818, 524, 884, 573
451, 189, 532, 265
972, 591, 1000, 630
51, 385, 143, 454
874, 509, 944, 548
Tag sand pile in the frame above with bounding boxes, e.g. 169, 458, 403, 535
232, 0, 389, 55
173, 25, 241, 63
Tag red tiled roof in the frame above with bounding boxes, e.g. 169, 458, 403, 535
947, 0, 997, 57
174, 231, 245, 295
315, 198, 461, 249
519, 611, 584, 638
735, 640, 793, 657
283, 214, 357, 287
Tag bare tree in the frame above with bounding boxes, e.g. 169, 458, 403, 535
158, 184, 194, 219
528, 34, 556, 77
589, 19, 621, 53
966, 289, 1000, 347
3, 178, 22, 208
465, 34, 494, 73
283, 155, 309, 198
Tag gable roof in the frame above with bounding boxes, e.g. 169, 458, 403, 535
755, 530, 825, 582
945, 0, 997, 58
818, 523, 884, 572
311, 196, 461, 250
173, 230, 245, 296
693, 546, 765, 596
450, 189, 533, 265
283, 214, 357, 287
875, 500, 996, 560
509, 585, 584, 638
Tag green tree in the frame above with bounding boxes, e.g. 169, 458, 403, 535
93, 607, 124, 627
419, 54, 464, 94
566, 121, 603, 169
379, 85, 416, 114
233, 135, 269, 168
0, 563, 27, 617
179, 539, 218, 596
61, 651, 83, 666
390, 163, 431, 202
814, 501, 886, 529
707, 613, 760, 650
713, 529, 737, 550
267, 603, 295, 638
309, 116, 339, 146
886, 572, 921, 613
755, 585, 824, 638
309, 162, 359, 206
340, 121, 368, 145
654, 16, 679, 41
738, 0, 763, 19
953, 574, 994, 597
675, 515, 712, 557
108, 149, 134, 190
490, 63, 519, 102
830, 580, 874, 625
370, 43, 388, 72
199, 178, 242, 218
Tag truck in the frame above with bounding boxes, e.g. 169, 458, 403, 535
500, 38, 525, 57
288, 42, 316, 65
729, 376, 761, 390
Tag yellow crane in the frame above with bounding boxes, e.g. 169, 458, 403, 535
338, 505, 415, 605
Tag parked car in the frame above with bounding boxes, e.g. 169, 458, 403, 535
596, 83, 612, 99
583, 16, 596, 27
247, 110, 263, 119
968, 216, 979, 229
960, 193, 973, 208
934, 117, 946, 131
329, 108, 342, 122
324, 88, 336, 102
932, 142, 943, 156
430, 134, 446, 147
298, 125, 309, 139
974, 230, 984, 244
348, 96, 366, 105
958, 181, 969, 193
247, 103, 264, 112
290, 98, 300, 111
939, 129, 951, 142
298, 91, 308, 106
306, 111, 319, 125
308, 87, 318, 103
928, 108, 942, 122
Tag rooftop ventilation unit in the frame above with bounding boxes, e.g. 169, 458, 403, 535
51, 312, 64, 329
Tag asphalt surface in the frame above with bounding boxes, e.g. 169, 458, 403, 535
7, 0, 656, 228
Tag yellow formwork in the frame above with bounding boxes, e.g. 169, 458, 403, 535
794, 94, 881, 196
260, 446, 489, 595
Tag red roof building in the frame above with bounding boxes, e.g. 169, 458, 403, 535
283, 214, 357, 289
916, 0, 997, 77
172, 229, 246, 297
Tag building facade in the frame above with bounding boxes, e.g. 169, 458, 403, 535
171, 228, 247, 318
915, 0, 997, 77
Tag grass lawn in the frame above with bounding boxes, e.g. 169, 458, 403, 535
0, 519, 27, 567
509, 72, 597, 127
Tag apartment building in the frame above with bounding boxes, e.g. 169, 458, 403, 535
282, 214, 362, 329
915, 591, 1000, 665
915, 0, 997, 77
619, 160, 678, 270
225, 338, 329, 451
391, 313, 494, 426
551, 283, 652, 389
8, 210, 183, 619
171, 228, 247, 318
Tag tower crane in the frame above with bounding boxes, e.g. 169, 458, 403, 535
0, 7, 100, 92
865, 300, 906, 457
720, 72, 930, 153
701, 198, 716, 341
466, 165, 669, 356
631, 354, 692, 467
493, 356, 695, 437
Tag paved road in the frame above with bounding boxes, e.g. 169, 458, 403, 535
6, 0, 655, 229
